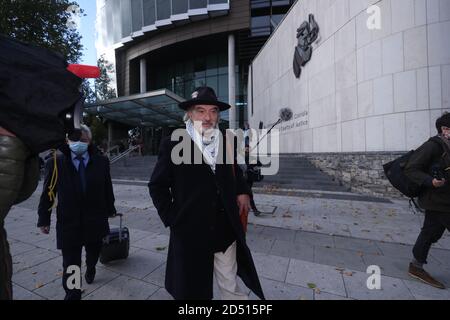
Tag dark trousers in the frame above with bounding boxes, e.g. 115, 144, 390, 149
62, 242, 102, 300
413, 211, 450, 264
246, 180, 258, 212
0, 221, 12, 300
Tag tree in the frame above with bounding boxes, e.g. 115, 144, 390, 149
82, 80, 96, 104
0, 0, 84, 63
95, 54, 117, 101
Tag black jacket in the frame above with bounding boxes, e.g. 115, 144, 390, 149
404, 137, 450, 213
149, 131, 265, 300
37, 145, 116, 249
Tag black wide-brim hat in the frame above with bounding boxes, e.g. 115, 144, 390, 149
178, 86, 231, 111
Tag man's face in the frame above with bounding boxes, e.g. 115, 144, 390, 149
188, 105, 219, 130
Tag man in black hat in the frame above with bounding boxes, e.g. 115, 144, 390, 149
404, 112, 450, 289
149, 87, 264, 300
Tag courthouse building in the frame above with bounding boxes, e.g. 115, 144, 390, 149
247, 0, 450, 195
90, 0, 450, 195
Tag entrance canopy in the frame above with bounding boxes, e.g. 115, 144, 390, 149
84, 89, 186, 127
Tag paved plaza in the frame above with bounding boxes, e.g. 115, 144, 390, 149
6, 182, 450, 300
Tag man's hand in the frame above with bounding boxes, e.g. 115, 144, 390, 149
432, 178, 446, 188
237, 194, 250, 216
40, 226, 50, 234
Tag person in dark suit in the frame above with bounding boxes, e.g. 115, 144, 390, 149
37, 125, 117, 300
149, 87, 264, 300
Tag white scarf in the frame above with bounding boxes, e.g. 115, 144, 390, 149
186, 119, 220, 172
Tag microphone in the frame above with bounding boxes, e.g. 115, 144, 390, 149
279, 108, 293, 122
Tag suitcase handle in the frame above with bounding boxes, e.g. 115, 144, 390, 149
112, 213, 124, 242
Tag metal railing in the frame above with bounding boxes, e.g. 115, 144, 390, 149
109, 145, 141, 165
107, 145, 120, 158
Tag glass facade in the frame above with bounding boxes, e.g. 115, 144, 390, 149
189, 0, 207, 9
172, 0, 189, 15
156, 0, 171, 20
98, 0, 229, 47
121, 0, 133, 38
250, 0, 295, 37
131, 0, 143, 32
143, 0, 156, 26
147, 51, 244, 122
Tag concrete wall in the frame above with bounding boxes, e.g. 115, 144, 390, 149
249, 0, 450, 154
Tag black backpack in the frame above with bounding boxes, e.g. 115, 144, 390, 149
383, 137, 444, 204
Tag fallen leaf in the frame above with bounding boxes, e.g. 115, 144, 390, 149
344, 271, 354, 276
307, 283, 316, 289
314, 288, 321, 294
155, 247, 167, 251
31, 272, 37, 275
35, 283, 44, 289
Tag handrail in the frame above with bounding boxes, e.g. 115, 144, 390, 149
110, 145, 140, 165
107, 145, 120, 157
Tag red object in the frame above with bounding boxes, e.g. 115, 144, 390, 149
67, 64, 100, 79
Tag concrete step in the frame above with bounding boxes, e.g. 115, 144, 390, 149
110, 155, 347, 193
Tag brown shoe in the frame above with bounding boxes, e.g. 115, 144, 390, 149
408, 263, 445, 289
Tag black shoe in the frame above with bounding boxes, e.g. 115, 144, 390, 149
85, 268, 96, 285
408, 263, 445, 289
253, 210, 261, 217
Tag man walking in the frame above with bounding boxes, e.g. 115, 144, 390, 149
38, 125, 117, 300
149, 87, 264, 300
405, 112, 450, 289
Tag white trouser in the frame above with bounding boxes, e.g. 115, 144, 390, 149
213, 241, 249, 300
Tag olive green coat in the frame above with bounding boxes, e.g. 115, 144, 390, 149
0, 135, 39, 300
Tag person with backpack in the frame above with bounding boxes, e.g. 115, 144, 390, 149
403, 112, 450, 289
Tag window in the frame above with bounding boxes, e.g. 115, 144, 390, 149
194, 56, 206, 79
143, 0, 156, 26
206, 54, 218, 76
121, 0, 132, 38
172, 0, 188, 14
218, 74, 228, 98
131, 0, 143, 32
208, 0, 228, 4
156, 0, 171, 20
111, 0, 122, 43
251, 15, 271, 37
189, 0, 207, 9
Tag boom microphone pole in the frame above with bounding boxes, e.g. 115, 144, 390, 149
251, 108, 293, 152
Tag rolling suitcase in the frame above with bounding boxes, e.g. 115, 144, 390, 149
100, 214, 130, 264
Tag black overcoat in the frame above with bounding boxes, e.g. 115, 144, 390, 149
149, 130, 265, 300
38, 145, 116, 249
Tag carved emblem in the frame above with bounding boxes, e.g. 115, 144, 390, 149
293, 14, 319, 79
